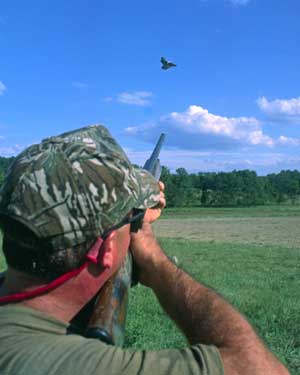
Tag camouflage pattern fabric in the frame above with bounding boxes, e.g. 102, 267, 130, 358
0, 125, 160, 251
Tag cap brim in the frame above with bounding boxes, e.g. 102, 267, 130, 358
132, 167, 161, 209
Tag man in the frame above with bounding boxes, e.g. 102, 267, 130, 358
0, 125, 288, 375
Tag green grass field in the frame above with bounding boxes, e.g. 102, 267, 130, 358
125, 239, 300, 373
161, 204, 300, 218
0, 206, 299, 374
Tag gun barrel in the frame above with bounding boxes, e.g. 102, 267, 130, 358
143, 133, 165, 176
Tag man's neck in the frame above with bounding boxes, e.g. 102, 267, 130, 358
0, 267, 91, 323
0, 268, 42, 296
0, 260, 118, 324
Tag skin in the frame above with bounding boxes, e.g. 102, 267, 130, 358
0, 181, 289, 374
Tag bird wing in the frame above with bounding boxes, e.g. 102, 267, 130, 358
160, 57, 168, 65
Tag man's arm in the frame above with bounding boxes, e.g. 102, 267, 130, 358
130, 223, 289, 375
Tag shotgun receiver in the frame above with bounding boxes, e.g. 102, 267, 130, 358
84, 133, 166, 346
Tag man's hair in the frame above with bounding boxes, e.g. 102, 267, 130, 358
0, 217, 95, 281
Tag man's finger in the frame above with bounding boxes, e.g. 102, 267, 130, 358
159, 196, 166, 209
158, 181, 165, 192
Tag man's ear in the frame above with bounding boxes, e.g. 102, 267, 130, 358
86, 232, 117, 269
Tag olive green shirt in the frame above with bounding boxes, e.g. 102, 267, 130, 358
0, 305, 224, 375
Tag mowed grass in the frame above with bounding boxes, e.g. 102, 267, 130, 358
162, 204, 300, 219
125, 239, 300, 374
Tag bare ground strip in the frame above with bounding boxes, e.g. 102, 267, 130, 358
153, 217, 300, 248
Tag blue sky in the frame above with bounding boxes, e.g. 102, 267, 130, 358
1, 0, 300, 174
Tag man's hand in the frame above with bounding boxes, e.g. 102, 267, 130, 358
130, 181, 168, 287
143, 181, 166, 223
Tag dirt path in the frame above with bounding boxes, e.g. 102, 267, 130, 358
153, 217, 300, 248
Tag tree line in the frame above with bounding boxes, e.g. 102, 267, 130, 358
160, 167, 300, 207
0, 157, 299, 207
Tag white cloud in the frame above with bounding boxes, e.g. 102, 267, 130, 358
277, 136, 300, 147
72, 81, 88, 89
0, 81, 7, 95
125, 105, 274, 150
124, 147, 300, 175
123, 103, 300, 174
117, 91, 153, 106
257, 96, 300, 119
228, 0, 251, 5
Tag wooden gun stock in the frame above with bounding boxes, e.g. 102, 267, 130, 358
85, 253, 132, 346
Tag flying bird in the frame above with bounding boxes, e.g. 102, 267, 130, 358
160, 57, 177, 70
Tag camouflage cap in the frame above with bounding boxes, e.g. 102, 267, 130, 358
0, 125, 160, 251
